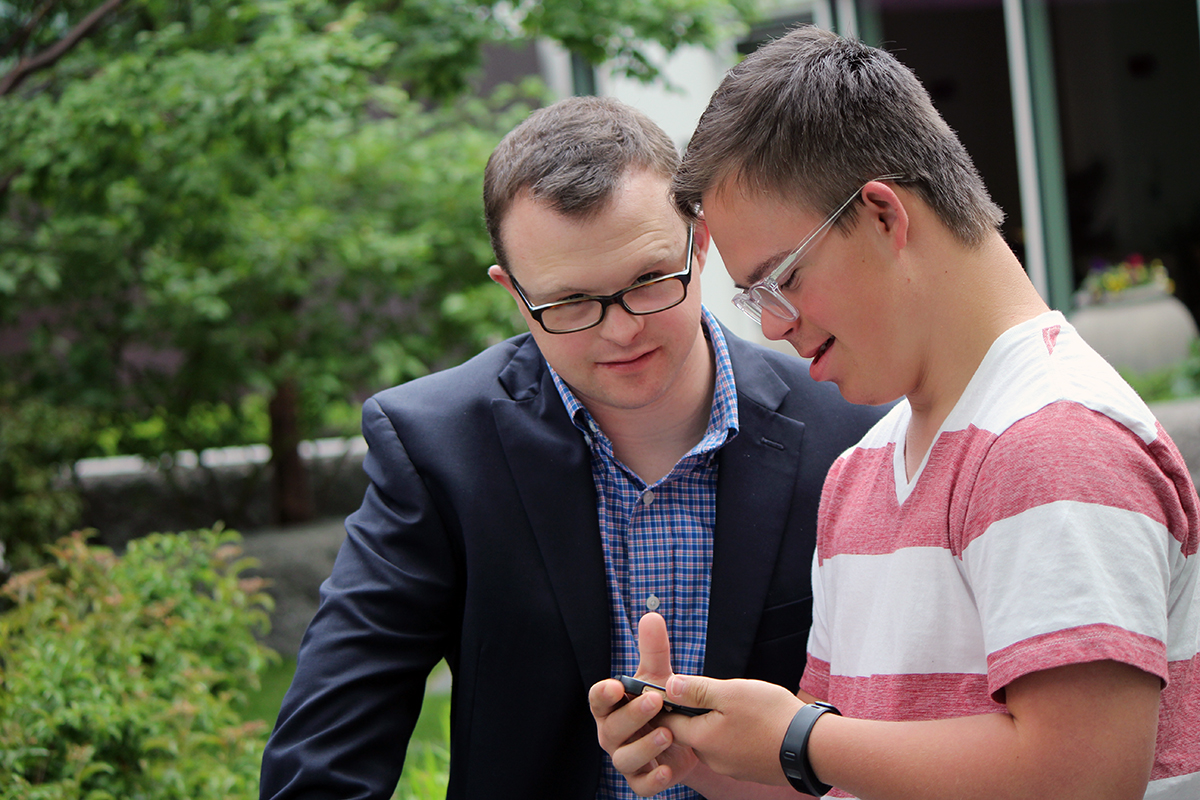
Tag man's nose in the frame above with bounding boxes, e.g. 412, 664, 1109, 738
597, 302, 646, 343
759, 306, 798, 342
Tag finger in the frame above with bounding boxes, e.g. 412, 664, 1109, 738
623, 762, 676, 798
611, 725, 674, 775
588, 677, 627, 721
635, 611, 673, 682
597, 689, 666, 753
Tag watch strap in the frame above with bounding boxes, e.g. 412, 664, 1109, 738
779, 701, 840, 797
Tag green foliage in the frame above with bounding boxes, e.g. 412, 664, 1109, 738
234, 654, 300, 724
1121, 339, 1200, 403
0, 387, 93, 572
213, 84, 534, 405
1, 4, 530, 463
519, 0, 758, 84
90, 396, 272, 460
393, 709, 451, 800
1177, 340, 1200, 396
0, 527, 276, 800
355, 0, 507, 99
1, 0, 758, 524
0, 2, 395, 415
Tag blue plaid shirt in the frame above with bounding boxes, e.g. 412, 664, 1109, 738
550, 307, 739, 800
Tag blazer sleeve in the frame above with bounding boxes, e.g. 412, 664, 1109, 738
259, 396, 460, 800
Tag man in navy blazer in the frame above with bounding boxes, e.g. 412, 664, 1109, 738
259, 96, 886, 800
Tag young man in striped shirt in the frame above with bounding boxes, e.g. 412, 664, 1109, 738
590, 26, 1200, 799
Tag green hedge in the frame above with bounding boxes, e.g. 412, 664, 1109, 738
0, 527, 276, 800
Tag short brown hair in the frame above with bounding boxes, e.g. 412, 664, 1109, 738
484, 96, 680, 269
673, 26, 1003, 246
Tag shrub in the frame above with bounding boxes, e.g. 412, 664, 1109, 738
1121, 338, 1200, 403
0, 387, 93, 573
393, 737, 451, 800
393, 699, 451, 800
0, 527, 276, 800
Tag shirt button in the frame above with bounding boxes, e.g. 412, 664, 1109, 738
641, 490, 655, 506
646, 594, 661, 611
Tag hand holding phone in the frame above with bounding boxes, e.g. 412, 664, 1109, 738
619, 675, 711, 716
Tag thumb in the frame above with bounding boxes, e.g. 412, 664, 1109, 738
635, 611, 673, 681
665, 673, 718, 710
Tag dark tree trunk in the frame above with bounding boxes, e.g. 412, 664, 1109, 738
269, 376, 314, 524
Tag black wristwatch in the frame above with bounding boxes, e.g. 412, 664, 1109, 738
779, 701, 840, 797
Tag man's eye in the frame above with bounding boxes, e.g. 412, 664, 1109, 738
778, 265, 801, 290
634, 272, 665, 285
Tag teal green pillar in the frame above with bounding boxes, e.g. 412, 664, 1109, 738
1021, 0, 1074, 311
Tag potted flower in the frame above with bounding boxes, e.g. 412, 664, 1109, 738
1074, 254, 1174, 308
1069, 253, 1197, 374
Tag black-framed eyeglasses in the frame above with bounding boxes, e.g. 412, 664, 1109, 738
509, 224, 695, 334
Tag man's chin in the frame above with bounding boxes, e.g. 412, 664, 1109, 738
579, 380, 670, 414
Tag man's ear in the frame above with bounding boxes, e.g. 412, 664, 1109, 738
489, 264, 537, 333
691, 220, 712, 275
861, 181, 909, 251
488, 264, 520, 301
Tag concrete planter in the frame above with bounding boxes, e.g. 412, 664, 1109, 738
1068, 292, 1198, 374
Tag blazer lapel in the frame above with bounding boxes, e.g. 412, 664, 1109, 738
705, 333, 807, 679
492, 338, 611, 689
487, 333, 809, 685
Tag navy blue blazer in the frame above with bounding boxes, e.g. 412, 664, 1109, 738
260, 325, 887, 800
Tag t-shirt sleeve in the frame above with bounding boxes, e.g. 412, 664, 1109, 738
959, 401, 1188, 699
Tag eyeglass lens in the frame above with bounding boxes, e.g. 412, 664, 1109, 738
734, 288, 798, 324
540, 278, 686, 333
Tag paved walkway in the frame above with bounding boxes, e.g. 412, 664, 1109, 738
241, 518, 348, 656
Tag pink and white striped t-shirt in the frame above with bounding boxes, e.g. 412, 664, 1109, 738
799, 311, 1200, 798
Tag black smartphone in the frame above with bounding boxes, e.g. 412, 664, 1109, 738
618, 675, 711, 716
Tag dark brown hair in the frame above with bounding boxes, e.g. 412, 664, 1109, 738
484, 96, 680, 269
673, 26, 1003, 246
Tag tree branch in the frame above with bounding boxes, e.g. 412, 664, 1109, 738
0, 0, 60, 62
0, 0, 126, 97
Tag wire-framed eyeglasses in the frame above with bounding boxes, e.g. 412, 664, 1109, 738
731, 176, 908, 325
510, 224, 695, 334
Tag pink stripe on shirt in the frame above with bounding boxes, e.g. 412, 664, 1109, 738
1154, 653, 1200, 779
987, 623, 1168, 700
818, 403, 1196, 562
965, 404, 1195, 552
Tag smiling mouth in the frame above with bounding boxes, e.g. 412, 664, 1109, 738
813, 336, 835, 361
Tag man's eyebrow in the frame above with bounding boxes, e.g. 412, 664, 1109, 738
734, 250, 793, 291
529, 252, 678, 300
